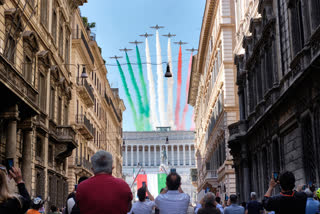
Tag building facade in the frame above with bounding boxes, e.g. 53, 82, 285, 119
188, 0, 238, 200
228, 0, 320, 202
0, 0, 86, 209
67, 8, 125, 192
0, 0, 125, 210
122, 128, 197, 202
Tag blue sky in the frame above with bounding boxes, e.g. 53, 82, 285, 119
81, 0, 205, 131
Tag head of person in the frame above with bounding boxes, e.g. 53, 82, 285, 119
0, 165, 12, 203
78, 176, 88, 184
50, 205, 57, 212
91, 150, 113, 175
229, 194, 238, 204
250, 192, 257, 200
31, 197, 43, 210
166, 172, 181, 191
203, 192, 216, 208
279, 171, 295, 191
137, 187, 146, 202
215, 196, 221, 204
305, 188, 314, 198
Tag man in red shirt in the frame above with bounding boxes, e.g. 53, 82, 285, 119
76, 150, 133, 214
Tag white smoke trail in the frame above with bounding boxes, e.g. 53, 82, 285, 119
167, 37, 175, 129
145, 37, 159, 129
156, 30, 166, 126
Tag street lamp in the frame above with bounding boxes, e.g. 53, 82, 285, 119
164, 63, 172, 78
81, 66, 88, 78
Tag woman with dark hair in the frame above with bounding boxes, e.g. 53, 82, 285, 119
0, 165, 31, 214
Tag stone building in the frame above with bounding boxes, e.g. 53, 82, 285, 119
188, 0, 238, 200
0, 0, 125, 209
66, 8, 125, 192
0, 0, 86, 209
228, 0, 320, 202
122, 128, 196, 202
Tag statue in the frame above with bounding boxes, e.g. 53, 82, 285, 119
161, 147, 167, 164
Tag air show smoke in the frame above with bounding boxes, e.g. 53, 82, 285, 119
175, 46, 182, 129
145, 37, 159, 129
156, 30, 166, 126
167, 37, 174, 129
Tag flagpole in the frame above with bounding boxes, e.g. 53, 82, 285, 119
131, 165, 143, 188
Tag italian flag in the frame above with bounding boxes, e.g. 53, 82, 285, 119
136, 173, 167, 198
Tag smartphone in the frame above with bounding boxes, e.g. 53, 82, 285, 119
5, 158, 14, 174
273, 172, 279, 181
170, 168, 176, 173
308, 181, 313, 187
142, 182, 146, 188
74, 184, 78, 190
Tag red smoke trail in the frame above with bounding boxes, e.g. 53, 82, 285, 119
175, 46, 182, 129
180, 53, 193, 130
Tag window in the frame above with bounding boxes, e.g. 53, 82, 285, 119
289, 0, 305, 56
59, 16, 64, 57
40, 0, 48, 28
52, 9, 57, 43
48, 144, 53, 164
23, 55, 33, 83
310, 0, 320, 30
65, 35, 70, 65
36, 137, 43, 159
64, 104, 68, 125
6, 35, 15, 63
57, 97, 62, 125
39, 72, 46, 111
50, 87, 55, 119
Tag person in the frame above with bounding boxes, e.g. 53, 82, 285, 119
27, 197, 44, 214
66, 176, 88, 214
316, 188, 320, 201
0, 165, 31, 214
246, 192, 264, 214
76, 151, 132, 214
155, 172, 190, 214
197, 192, 221, 214
215, 197, 224, 214
305, 188, 320, 214
49, 205, 61, 214
128, 186, 155, 214
224, 194, 245, 214
263, 171, 307, 214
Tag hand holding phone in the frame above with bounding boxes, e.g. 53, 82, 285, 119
142, 181, 146, 188
5, 158, 14, 174
273, 172, 279, 182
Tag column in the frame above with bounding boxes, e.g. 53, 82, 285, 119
154, 145, 157, 166
177, 145, 180, 166
148, 145, 151, 167
137, 145, 140, 166
142, 146, 145, 166
125, 145, 128, 166
189, 144, 192, 166
171, 145, 174, 166
165, 145, 168, 165
131, 145, 134, 167
22, 127, 33, 191
5, 107, 18, 159
183, 145, 186, 166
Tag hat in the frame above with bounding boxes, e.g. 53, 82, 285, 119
33, 197, 43, 205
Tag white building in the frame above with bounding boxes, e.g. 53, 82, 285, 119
122, 127, 197, 203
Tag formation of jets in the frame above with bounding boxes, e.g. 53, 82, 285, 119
186, 48, 198, 52
129, 40, 143, 45
150, 24, 164, 30
119, 48, 133, 52
163, 33, 176, 38
139, 33, 153, 38
174, 40, 188, 46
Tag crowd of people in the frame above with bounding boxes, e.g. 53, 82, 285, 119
1, 151, 320, 214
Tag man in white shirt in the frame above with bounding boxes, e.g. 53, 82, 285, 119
155, 172, 190, 214
128, 186, 155, 214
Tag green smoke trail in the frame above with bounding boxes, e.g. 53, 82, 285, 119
116, 60, 141, 130
125, 52, 146, 130
136, 45, 151, 131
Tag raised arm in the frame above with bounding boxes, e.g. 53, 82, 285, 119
146, 187, 155, 201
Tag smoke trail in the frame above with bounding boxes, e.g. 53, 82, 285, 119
167, 37, 175, 129
136, 45, 151, 131
145, 37, 159, 129
116, 60, 140, 130
125, 52, 145, 130
156, 30, 166, 126
175, 46, 182, 129
180, 53, 193, 130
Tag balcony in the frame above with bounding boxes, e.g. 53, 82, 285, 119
190, 168, 198, 187
75, 114, 94, 140
76, 77, 94, 107
72, 29, 94, 64
204, 170, 218, 187
75, 157, 93, 175
0, 54, 39, 116
49, 124, 77, 163
228, 120, 247, 142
